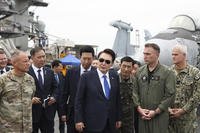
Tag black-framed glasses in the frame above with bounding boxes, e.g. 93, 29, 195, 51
99, 58, 111, 64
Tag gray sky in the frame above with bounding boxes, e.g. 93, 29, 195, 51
31, 0, 200, 51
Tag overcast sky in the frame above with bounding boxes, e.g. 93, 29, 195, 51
31, 0, 200, 51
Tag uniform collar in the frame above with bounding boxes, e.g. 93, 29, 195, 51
145, 62, 161, 73
119, 73, 134, 83
171, 64, 189, 74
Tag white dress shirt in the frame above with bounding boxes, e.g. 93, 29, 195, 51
32, 64, 44, 84
80, 65, 91, 75
0, 68, 6, 74
97, 69, 111, 96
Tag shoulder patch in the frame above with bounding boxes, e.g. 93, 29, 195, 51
194, 72, 200, 80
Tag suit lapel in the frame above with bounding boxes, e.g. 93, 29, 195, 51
58, 73, 62, 82
43, 67, 47, 89
71, 67, 81, 92
5, 66, 10, 72
76, 66, 81, 79
29, 66, 38, 81
108, 71, 115, 99
91, 66, 96, 71
94, 70, 108, 100
29, 66, 41, 89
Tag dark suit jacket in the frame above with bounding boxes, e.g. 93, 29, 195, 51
60, 66, 96, 116
5, 66, 11, 72
56, 72, 65, 99
0, 66, 11, 74
28, 66, 59, 122
75, 69, 121, 132
56, 72, 66, 116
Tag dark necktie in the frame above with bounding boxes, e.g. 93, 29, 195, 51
37, 69, 43, 88
84, 69, 88, 73
0, 70, 4, 74
103, 75, 110, 99
55, 74, 59, 84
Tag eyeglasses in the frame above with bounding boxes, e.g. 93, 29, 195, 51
99, 58, 111, 64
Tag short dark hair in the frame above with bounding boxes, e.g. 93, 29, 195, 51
120, 56, 134, 65
145, 43, 160, 53
98, 49, 116, 62
30, 47, 45, 56
93, 55, 98, 60
134, 60, 141, 67
51, 60, 62, 68
80, 46, 95, 57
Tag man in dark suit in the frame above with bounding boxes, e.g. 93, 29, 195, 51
0, 49, 11, 74
75, 49, 121, 133
60, 46, 95, 133
28, 47, 58, 133
51, 59, 66, 133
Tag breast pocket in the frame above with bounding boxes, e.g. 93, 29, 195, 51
183, 76, 194, 89
184, 80, 193, 86
182, 78, 194, 97
4, 84, 21, 103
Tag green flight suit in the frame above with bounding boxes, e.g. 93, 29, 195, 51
133, 64, 176, 133
169, 64, 200, 133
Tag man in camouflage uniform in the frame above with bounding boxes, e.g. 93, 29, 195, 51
132, 43, 176, 133
169, 44, 200, 133
118, 56, 135, 133
0, 50, 36, 132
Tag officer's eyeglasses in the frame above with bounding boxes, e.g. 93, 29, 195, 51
99, 58, 111, 64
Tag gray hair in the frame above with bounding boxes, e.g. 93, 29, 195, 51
11, 50, 21, 58
173, 44, 187, 55
11, 50, 24, 62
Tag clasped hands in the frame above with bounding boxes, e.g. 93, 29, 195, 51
168, 108, 185, 118
137, 106, 159, 120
